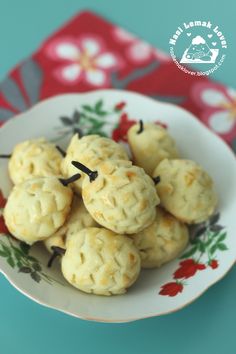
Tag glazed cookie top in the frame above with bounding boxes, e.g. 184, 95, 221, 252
44, 195, 98, 252
61, 134, 129, 194
153, 159, 218, 224
4, 177, 73, 244
8, 138, 63, 184
127, 122, 179, 175
131, 207, 189, 268
81, 159, 159, 234
61, 227, 141, 296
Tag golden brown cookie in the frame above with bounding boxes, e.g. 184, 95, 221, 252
4, 177, 73, 244
44, 195, 98, 252
61, 227, 141, 295
79, 159, 159, 234
127, 122, 179, 175
61, 134, 129, 194
8, 138, 62, 184
153, 159, 217, 224
131, 207, 189, 268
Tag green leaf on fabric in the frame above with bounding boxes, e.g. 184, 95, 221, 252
0, 108, 14, 120
0, 77, 27, 111
20, 59, 43, 105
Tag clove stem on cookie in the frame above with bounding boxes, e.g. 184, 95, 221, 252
71, 161, 98, 182
137, 120, 144, 134
153, 176, 161, 185
56, 146, 66, 157
59, 173, 81, 187
47, 246, 66, 268
0, 154, 12, 158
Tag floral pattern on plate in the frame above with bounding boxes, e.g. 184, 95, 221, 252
0, 99, 228, 295
0, 90, 235, 322
159, 213, 228, 297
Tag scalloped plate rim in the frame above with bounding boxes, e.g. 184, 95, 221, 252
0, 257, 235, 323
0, 89, 235, 161
0, 89, 235, 323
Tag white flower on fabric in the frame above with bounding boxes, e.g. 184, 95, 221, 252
113, 27, 171, 63
46, 36, 120, 86
192, 82, 236, 143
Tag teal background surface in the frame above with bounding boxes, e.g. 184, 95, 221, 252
0, 1, 236, 353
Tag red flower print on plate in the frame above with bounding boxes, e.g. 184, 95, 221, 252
209, 259, 218, 269
0, 190, 7, 209
46, 35, 121, 87
174, 259, 206, 279
159, 282, 183, 297
0, 190, 8, 234
114, 101, 126, 111
112, 112, 168, 142
112, 113, 137, 142
0, 216, 8, 234
159, 213, 227, 297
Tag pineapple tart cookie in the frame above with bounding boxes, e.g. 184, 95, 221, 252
131, 207, 189, 268
61, 134, 129, 194
4, 176, 73, 245
8, 138, 63, 185
44, 195, 98, 253
61, 227, 141, 296
72, 159, 159, 234
127, 121, 179, 175
153, 159, 217, 224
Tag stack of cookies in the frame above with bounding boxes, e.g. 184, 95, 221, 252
2, 122, 218, 296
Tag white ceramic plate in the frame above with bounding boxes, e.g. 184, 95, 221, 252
0, 89, 235, 323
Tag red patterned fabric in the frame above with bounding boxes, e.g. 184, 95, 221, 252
0, 11, 235, 150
